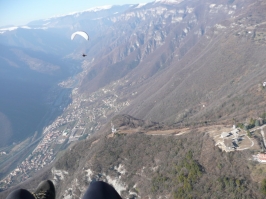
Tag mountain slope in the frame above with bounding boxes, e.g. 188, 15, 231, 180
52, 119, 261, 199
1, 115, 262, 199
74, 0, 266, 126
125, 21, 266, 123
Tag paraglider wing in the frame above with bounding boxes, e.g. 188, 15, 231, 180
71, 31, 89, 41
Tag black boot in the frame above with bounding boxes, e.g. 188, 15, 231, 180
32, 180, 55, 199
6, 180, 55, 199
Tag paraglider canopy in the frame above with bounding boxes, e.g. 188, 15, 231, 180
71, 31, 89, 41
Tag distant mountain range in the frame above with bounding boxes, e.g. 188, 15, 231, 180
1, 0, 266, 197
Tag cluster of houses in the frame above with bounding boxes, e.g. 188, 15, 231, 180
0, 130, 58, 189
0, 74, 133, 190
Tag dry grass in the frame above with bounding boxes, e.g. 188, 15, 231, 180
251, 164, 266, 182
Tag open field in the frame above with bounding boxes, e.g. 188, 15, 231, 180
114, 124, 260, 153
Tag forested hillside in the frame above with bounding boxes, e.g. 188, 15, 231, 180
1, 115, 263, 199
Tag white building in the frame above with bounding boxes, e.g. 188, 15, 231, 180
221, 132, 230, 138
111, 122, 117, 133
231, 129, 239, 139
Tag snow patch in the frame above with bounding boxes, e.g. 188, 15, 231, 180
85, 5, 113, 12
136, 3, 147, 8
84, 168, 93, 182
106, 176, 127, 195
172, 17, 183, 23
20, 26, 31, 29
0, 26, 18, 32
151, 166, 159, 171
187, 7, 194, 13
43, 22, 50, 26
64, 194, 72, 199
43, 5, 114, 21
129, 190, 139, 197
114, 164, 126, 175
228, 10, 235, 15
215, 24, 226, 29
194, 29, 202, 37
155, 0, 184, 4
210, 4, 224, 14
0, 26, 33, 33
52, 168, 69, 182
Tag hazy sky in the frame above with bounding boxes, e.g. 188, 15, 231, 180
0, 0, 154, 27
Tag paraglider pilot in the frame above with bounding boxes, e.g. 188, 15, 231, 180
71, 31, 89, 58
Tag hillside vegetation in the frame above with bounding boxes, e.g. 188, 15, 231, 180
46, 117, 265, 198
1, 115, 266, 199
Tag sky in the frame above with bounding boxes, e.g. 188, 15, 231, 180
0, 0, 154, 27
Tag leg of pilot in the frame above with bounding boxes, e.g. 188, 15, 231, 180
6, 180, 55, 199
6, 189, 36, 199
82, 181, 122, 199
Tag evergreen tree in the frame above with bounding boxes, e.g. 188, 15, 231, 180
261, 179, 266, 196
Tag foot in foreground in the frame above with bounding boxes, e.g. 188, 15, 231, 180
6, 180, 55, 199
6, 180, 122, 199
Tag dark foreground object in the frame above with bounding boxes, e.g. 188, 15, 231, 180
6, 180, 55, 199
6, 180, 121, 199
6, 189, 35, 199
82, 181, 122, 199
